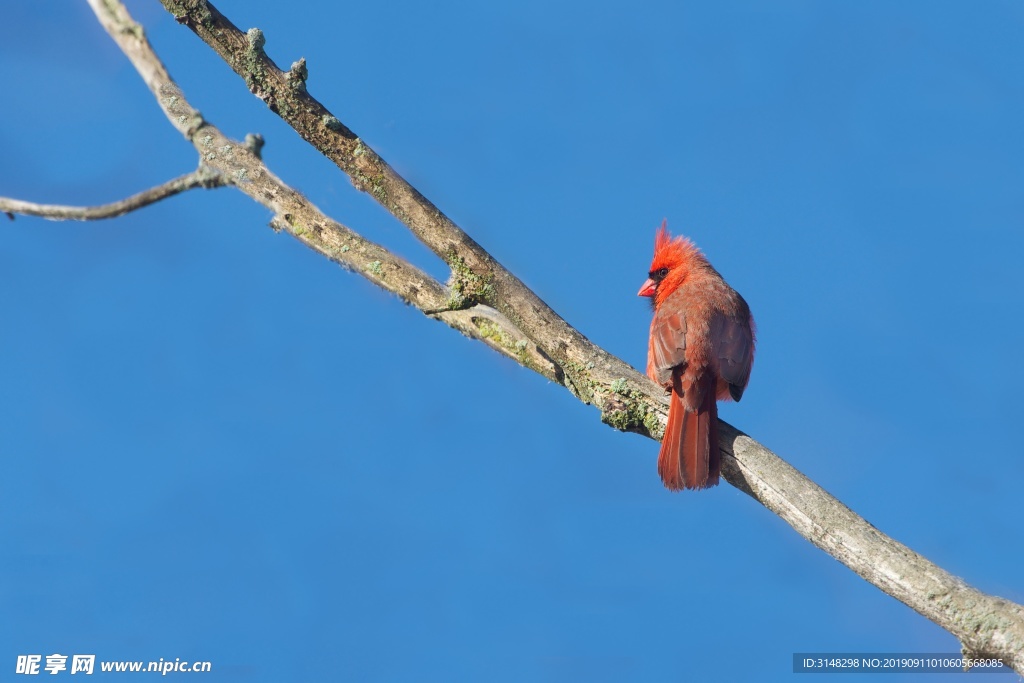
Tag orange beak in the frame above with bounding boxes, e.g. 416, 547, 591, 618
638, 278, 656, 297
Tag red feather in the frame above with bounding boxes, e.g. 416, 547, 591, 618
639, 221, 755, 491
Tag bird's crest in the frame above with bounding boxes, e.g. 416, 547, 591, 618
650, 219, 703, 277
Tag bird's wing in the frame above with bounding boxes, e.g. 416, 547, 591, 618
711, 298, 754, 401
648, 302, 687, 387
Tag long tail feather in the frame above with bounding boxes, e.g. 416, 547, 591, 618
658, 373, 719, 490
658, 392, 686, 490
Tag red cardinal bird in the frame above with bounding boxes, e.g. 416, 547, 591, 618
638, 221, 755, 490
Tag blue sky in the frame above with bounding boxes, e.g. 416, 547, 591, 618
1, 1, 1022, 681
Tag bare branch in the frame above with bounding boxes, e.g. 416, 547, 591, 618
0, 168, 224, 221
21, 0, 1015, 674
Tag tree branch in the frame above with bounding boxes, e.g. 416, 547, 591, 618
14, 0, 1019, 673
0, 168, 224, 221
157, 0, 642, 412
721, 424, 1024, 671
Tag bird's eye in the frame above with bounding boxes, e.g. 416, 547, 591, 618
650, 267, 670, 282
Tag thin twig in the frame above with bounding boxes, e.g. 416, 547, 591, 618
0, 168, 224, 221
